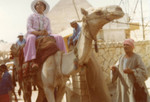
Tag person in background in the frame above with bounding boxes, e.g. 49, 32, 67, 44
0, 64, 13, 102
0, 69, 3, 80
110, 39, 149, 102
68, 20, 81, 48
16, 33, 26, 47
23, 0, 66, 69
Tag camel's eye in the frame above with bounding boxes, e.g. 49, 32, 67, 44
95, 11, 103, 15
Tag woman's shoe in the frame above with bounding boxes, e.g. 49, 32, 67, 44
31, 63, 39, 71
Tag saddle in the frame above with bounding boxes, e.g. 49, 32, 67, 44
18, 36, 59, 79
35, 36, 59, 65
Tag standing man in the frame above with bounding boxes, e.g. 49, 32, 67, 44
0, 64, 13, 102
110, 39, 149, 102
16, 33, 26, 47
68, 20, 81, 48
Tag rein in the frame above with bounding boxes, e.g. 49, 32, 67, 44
83, 18, 98, 53
73, 9, 116, 68
81, 9, 112, 53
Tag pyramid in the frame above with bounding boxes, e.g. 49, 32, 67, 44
47, 0, 92, 34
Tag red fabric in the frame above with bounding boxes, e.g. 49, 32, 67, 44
0, 94, 9, 102
35, 36, 59, 65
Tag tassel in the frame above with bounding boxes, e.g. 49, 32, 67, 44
94, 41, 98, 53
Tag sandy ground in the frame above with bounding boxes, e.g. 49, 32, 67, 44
12, 77, 150, 102
12, 83, 38, 102
12, 83, 67, 102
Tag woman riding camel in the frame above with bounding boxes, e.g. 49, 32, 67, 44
24, 0, 66, 69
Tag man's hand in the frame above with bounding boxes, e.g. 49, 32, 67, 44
70, 38, 73, 42
123, 68, 133, 74
68, 41, 73, 48
69, 38, 73, 45
110, 66, 117, 71
74, 40, 77, 45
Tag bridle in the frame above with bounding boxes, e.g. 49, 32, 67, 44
81, 9, 112, 52
72, 9, 117, 74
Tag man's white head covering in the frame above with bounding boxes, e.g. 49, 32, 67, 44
70, 19, 77, 24
31, 0, 50, 14
18, 33, 24, 38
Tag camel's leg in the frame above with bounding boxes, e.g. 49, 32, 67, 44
33, 84, 37, 91
36, 87, 46, 102
22, 78, 32, 102
12, 68, 17, 87
31, 77, 37, 91
42, 72, 55, 102
55, 85, 66, 102
44, 87, 55, 102
18, 80, 22, 96
42, 56, 56, 102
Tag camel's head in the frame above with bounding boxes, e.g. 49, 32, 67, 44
81, 5, 124, 37
10, 44, 20, 57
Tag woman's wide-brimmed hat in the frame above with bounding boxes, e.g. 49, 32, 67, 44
31, 0, 50, 14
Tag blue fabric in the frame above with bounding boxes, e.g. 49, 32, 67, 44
0, 71, 12, 95
16, 39, 26, 46
68, 24, 81, 46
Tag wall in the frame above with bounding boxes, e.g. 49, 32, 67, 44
97, 14, 129, 42
68, 40, 150, 102
93, 40, 150, 84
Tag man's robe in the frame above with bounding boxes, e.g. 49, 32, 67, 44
111, 53, 150, 102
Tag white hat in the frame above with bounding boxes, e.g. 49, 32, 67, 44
69, 19, 77, 23
31, 0, 50, 14
18, 33, 24, 38
69, 19, 78, 26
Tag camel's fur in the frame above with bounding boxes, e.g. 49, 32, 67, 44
10, 5, 124, 102
37, 5, 124, 102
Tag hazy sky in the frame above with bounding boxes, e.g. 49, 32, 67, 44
0, 0, 149, 43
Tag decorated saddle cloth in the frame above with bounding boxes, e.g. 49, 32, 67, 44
19, 36, 59, 78
35, 36, 59, 65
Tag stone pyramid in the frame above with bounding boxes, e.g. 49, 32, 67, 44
47, 0, 91, 34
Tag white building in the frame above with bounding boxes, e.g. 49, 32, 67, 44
97, 14, 130, 42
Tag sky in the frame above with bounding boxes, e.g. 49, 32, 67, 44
0, 0, 150, 43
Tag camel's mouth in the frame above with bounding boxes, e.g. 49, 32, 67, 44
105, 5, 124, 20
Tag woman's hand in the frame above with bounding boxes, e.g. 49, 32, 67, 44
40, 30, 48, 35
31, 31, 41, 36
123, 68, 133, 74
32, 30, 48, 36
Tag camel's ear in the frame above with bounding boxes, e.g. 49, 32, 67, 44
81, 8, 88, 16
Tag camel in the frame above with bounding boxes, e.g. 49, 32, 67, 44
10, 44, 37, 102
10, 44, 22, 95
10, 5, 124, 102
35, 5, 124, 102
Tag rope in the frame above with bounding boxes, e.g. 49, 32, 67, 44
84, 66, 92, 102
72, 0, 80, 20
82, 16, 99, 53
119, 0, 123, 5
77, 14, 150, 28
133, 0, 139, 13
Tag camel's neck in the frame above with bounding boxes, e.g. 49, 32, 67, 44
62, 25, 93, 75
76, 28, 93, 63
